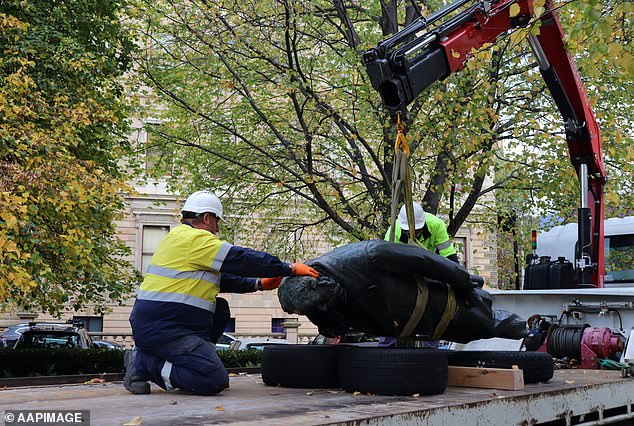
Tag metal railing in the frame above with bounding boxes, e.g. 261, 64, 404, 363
88, 332, 318, 349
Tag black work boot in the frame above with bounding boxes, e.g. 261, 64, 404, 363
124, 349, 151, 395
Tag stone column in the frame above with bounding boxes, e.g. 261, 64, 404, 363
281, 318, 301, 344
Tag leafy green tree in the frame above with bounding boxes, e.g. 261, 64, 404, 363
0, 0, 140, 314
132, 0, 633, 279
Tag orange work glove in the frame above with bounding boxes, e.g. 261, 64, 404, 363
290, 263, 319, 278
260, 276, 283, 290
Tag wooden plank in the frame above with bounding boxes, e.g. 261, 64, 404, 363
448, 366, 525, 390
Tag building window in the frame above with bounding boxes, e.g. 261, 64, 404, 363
142, 225, 170, 274
224, 318, 236, 333
72, 316, 103, 332
271, 318, 285, 333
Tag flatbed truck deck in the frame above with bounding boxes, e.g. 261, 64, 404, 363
1, 369, 633, 425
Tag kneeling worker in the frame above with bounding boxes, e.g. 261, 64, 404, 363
125, 190, 319, 395
385, 202, 459, 264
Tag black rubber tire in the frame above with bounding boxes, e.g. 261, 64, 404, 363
261, 344, 343, 388
339, 348, 448, 396
447, 350, 554, 384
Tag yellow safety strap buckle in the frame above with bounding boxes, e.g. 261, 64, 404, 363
394, 113, 410, 157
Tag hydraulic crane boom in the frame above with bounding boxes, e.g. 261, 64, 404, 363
363, 0, 606, 287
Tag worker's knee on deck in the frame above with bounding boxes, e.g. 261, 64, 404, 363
198, 369, 229, 395
150, 352, 229, 395
172, 366, 229, 395
170, 339, 229, 394
136, 336, 229, 395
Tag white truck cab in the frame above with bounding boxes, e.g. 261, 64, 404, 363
536, 216, 634, 287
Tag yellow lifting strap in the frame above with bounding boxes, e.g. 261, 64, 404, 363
399, 274, 429, 337
394, 114, 410, 157
432, 284, 457, 340
388, 113, 422, 248
399, 275, 457, 341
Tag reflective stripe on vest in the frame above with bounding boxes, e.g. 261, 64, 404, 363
211, 242, 231, 271
146, 264, 220, 286
136, 289, 217, 313
437, 240, 452, 251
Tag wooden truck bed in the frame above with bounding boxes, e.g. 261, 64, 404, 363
1, 369, 633, 425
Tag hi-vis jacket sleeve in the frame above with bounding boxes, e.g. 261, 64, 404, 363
221, 245, 292, 277
187, 230, 292, 278
220, 273, 258, 293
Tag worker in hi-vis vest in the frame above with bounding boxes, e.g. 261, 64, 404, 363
385, 202, 460, 264
125, 190, 319, 396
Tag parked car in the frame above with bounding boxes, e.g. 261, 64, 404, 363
0, 323, 30, 348
13, 322, 94, 349
228, 337, 289, 351
92, 339, 125, 351
215, 332, 237, 350
310, 332, 380, 347
1, 321, 71, 349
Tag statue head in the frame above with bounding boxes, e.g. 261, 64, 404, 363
278, 273, 346, 316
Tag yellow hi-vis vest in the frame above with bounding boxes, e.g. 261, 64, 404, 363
385, 213, 457, 259
138, 224, 233, 313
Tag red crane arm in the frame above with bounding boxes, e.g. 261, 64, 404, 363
363, 0, 606, 286
532, 9, 605, 286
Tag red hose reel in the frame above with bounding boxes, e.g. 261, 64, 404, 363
540, 324, 623, 368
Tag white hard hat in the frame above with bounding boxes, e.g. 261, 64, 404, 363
398, 202, 425, 230
181, 190, 224, 220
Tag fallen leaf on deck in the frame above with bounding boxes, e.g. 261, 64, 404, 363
228, 373, 237, 377
306, 391, 314, 396
412, 393, 420, 398
215, 406, 225, 411
123, 417, 142, 425
84, 378, 105, 385
565, 380, 575, 384
353, 391, 362, 396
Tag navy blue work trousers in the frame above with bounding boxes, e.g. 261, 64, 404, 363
135, 298, 231, 395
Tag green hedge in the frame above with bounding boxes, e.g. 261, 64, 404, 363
218, 349, 262, 368
0, 348, 125, 377
0, 348, 262, 377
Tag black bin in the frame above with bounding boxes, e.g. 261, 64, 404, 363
549, 257, 575, 289
524, 256, 551, 289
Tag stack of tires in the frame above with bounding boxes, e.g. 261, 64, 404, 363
262, 345, 554, 395
262, 345, 447, 396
